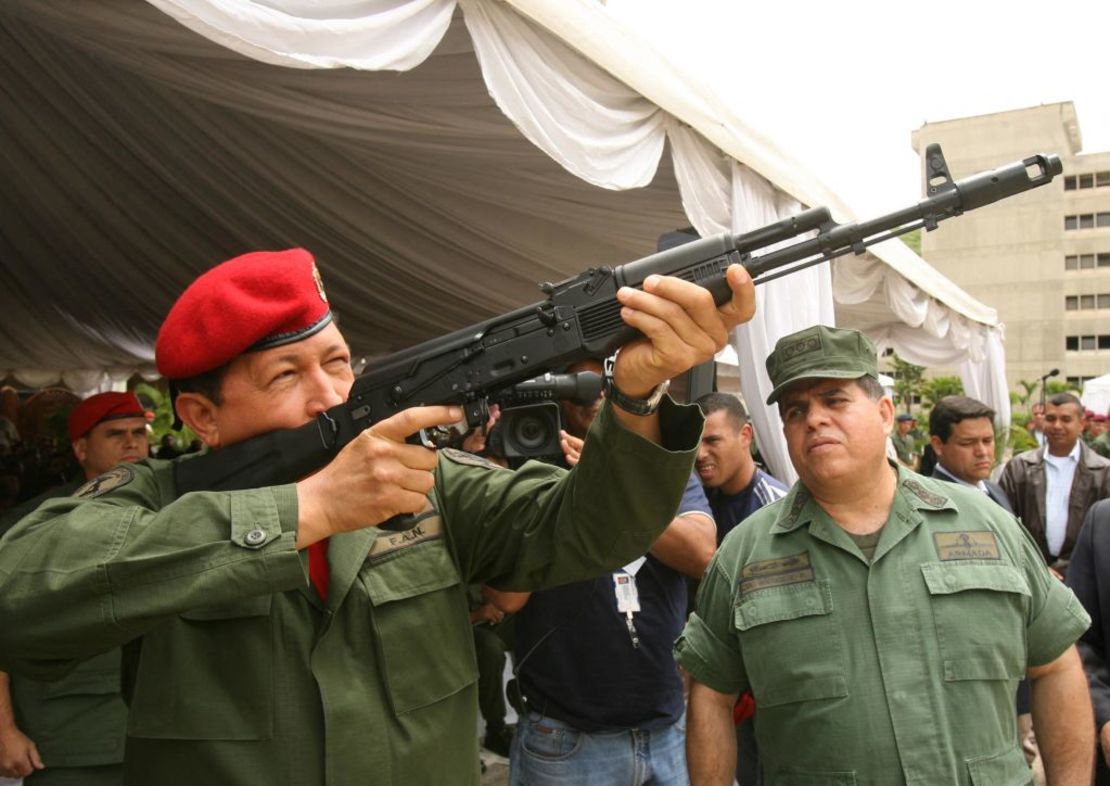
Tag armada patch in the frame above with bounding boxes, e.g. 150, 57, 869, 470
739, 552, 815, 594
933, 531, 1001, 561
440, 447, 505, 470
903, 478, 949, 508
73, 465, 135, 499
369, 511, 444, 561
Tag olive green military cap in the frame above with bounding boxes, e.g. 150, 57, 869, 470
765, 325, 877, 404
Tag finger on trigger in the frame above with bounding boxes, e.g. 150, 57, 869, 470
372, 405, 464, 442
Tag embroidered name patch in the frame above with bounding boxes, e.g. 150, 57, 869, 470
73, 465, 135, 499
740, 552, 815, 594
369, 511, 443, 561
933, 531, 1001, 561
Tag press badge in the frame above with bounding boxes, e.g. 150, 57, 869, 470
613, 571, 641, 649
613, 572, 641, 613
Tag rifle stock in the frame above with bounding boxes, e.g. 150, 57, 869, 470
175, 145, 1061, 493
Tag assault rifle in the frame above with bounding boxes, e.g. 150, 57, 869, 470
176, 145, 1061, 494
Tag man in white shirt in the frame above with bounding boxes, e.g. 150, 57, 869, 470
1001, 392, 1110, 576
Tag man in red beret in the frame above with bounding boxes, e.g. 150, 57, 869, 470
0, 392, 148, 784
0, 248, 755, 786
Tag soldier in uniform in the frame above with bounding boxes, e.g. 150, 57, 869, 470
0, 248, 754, 786
0, 392, 149, 785
676, 325, 1093, 785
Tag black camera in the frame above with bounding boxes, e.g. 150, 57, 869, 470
489, 371, 602, 461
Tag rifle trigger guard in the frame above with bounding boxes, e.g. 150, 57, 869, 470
316, 411, 339, 450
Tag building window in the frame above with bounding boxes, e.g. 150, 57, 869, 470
1082, 335, 1097, 350
1067, 215, 1079, 230
1100, 213, 1110, 228
1083, 254, 1097, 269
1101, 253, 1110, 267
1068, 376, 1098, 387
1082, 294, 1097, 309
1065, 171, 1110, 190
1066, 295, 1079, 310
1102, 336, 1110, 350
1081, 214, 1096, 229
1067, 336, 1080, 351
1066, 255, 1078, 270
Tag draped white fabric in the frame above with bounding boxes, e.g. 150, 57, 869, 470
145, 0, 456, 70
1, 0, 1007, 436
669, 124, 832, 484
461, 0, 666, 190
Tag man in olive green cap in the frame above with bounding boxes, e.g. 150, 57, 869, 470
677, 324, 1094, 785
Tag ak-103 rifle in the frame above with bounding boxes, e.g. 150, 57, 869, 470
175, 145, 1061, 494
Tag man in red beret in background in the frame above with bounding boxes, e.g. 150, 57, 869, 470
0, 248, 755, 786
0, 391, 148, 784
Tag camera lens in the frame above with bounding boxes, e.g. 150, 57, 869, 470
512, 413, 551, 450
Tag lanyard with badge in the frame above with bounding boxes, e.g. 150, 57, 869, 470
613, 556, 644, 649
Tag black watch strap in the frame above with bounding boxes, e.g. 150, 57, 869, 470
603, 356, 670, 416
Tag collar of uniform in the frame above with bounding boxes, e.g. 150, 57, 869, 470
770, 461, 957, 535
769, 483, 817, 534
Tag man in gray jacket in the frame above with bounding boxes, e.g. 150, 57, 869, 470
1000, 392, 1110, 576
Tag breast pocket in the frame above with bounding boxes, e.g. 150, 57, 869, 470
127, 594, 274, 740
362, 538, 478, 715
734, 580, 847, 707
921, 562, 1029, 681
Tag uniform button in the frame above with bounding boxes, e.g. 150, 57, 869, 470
244, 527, 267, 546
944, 573, 956, 586
805, 598, 817, 608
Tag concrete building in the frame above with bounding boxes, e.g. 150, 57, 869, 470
912, 102, 1110, 391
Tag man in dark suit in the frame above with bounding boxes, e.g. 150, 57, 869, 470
1067, 499, 1110, 784
928, 396, 1012, 512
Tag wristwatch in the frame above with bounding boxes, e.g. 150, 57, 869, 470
603, 355, 670, 416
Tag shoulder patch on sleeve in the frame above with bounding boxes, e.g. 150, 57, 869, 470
73, 465, 136, 499
440, 448, 506, 470
902, 478, 950, 508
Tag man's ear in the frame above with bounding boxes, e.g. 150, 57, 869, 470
71, 438, 88, 466
929, 434, 944, 459
878, 396, 895, 436
739, 422, 754, 447
175, 393, 221, 449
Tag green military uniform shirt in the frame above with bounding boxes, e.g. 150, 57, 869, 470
676, 464, 1090, 786
0, 481, 128, 776
0, 399, 701, 786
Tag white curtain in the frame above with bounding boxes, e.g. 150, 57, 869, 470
669, 124, 833, 484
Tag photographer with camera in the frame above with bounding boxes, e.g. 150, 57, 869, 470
502, 358, 714, 786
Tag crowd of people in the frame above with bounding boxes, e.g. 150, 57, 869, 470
0, 248, 1106, 786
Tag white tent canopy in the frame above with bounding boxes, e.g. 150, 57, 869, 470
0, 0, 1008, 483
1083, 374, 1110, 417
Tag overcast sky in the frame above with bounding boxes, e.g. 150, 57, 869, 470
605, 0, 1110, 217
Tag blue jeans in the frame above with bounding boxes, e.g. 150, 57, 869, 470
509, 709, 689, 786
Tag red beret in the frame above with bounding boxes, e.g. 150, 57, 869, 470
156, 249, 333, 380
68, 392, 146, 441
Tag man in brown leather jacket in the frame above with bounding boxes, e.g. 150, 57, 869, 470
1000, 392, 1110, 576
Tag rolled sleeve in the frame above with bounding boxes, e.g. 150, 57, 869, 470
1027, 582, 1091, 667
1018, 524, 1091, 666
675, 557, 747, 694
